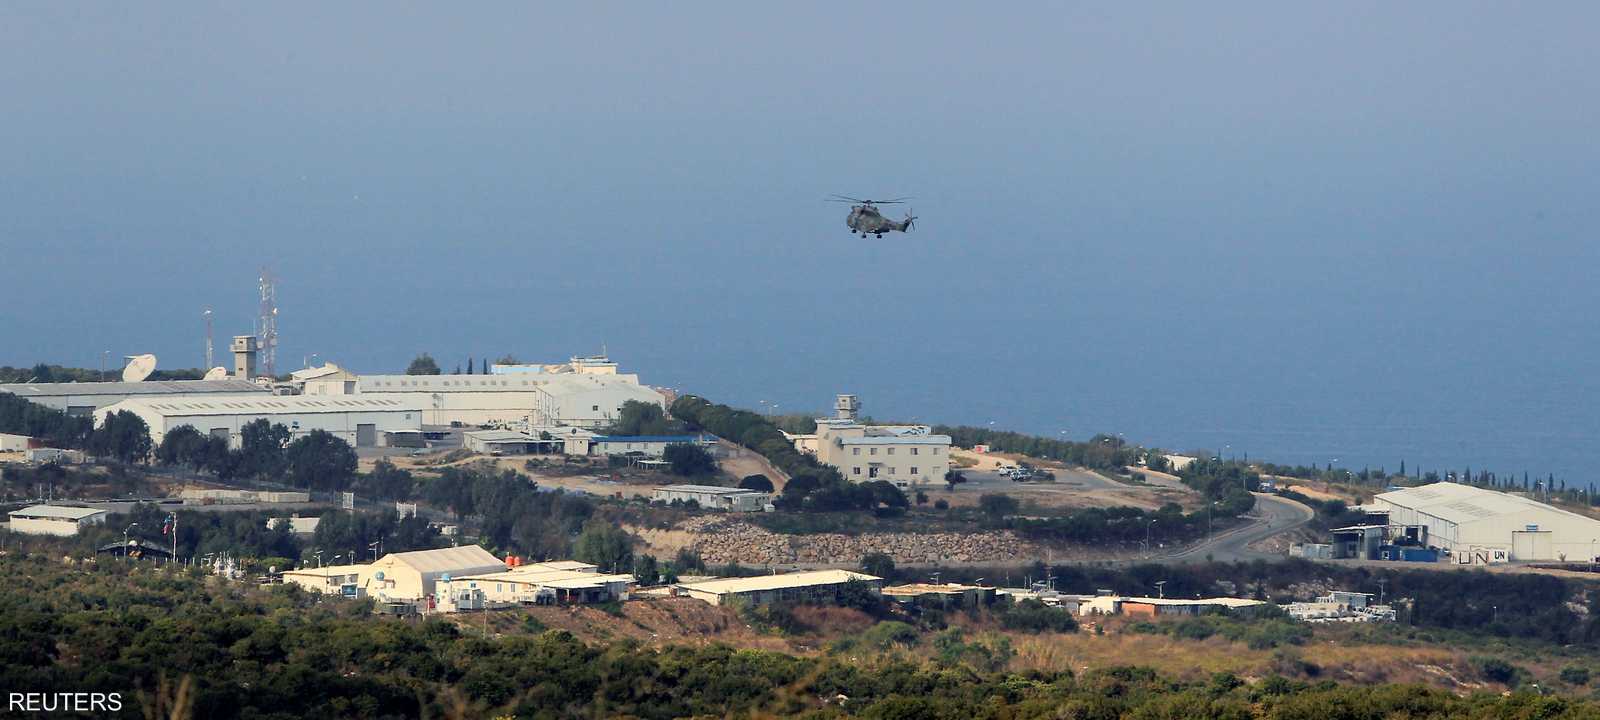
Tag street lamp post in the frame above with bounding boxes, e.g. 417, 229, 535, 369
1154, 580, 1167, 599
122, 523, 138, 563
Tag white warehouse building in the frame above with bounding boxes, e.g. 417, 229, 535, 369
1374, 482, 1600, 562
531, 376, 667, 429
95, 396, 424, 449
0, 379, 267, 416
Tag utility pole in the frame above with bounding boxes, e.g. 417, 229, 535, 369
1376, 578, 1387, 606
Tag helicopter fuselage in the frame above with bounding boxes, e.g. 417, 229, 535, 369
846, 205, 912, 237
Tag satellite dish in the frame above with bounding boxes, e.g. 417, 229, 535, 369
121, 354, 157, 382
202, 367, 228, 381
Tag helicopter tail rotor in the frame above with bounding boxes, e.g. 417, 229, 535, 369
903, 208, 916, 232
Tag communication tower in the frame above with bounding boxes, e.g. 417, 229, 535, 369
203, 306, 214, 370
257, 268, 278, 379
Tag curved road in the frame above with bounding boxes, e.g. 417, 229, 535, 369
1162, 492, 1315, 564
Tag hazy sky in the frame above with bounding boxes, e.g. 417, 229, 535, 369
3, 4, 1597, 477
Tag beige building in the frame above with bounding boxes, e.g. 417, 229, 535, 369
797, 394, 951, 488
812, 419, 951, 488
7, 505, 107, 536
280, 545, 507, 605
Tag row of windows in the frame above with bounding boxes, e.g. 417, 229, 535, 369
850, 446, 940, 456
851, 466, 921, 476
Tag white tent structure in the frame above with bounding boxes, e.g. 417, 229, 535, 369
1374, 482, 1600, 561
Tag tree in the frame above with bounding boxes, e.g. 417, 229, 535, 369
237, 419, 290, 479
357, 459, 415, 501
87, 410, 152, 463
155, 425, 207, 468
284, 430, 358, 491
663, 443, 716, 477
738, 474, 774, 493
631, 554, 661, 586
495, 355, 521, 365
406, 354, 441, 375
609, 400, 674, 436
573, 520, 634, 571
978, 493, 1020, 520
861, 552, 896, 579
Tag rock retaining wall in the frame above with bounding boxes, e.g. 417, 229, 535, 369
675, 516, 1036, 566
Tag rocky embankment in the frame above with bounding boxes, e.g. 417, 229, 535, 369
674, 516, 1037, 566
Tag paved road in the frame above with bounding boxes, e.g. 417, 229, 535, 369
1163, 492, 1315, 564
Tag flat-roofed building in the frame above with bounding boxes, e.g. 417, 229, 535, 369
8, 504, 108, 536
674, 570, 882, 607
95, 395, 423, 449
590, 434, 717, 458
436, 561, 633, 612
652, 484, 772, 512
813, 419, 950, 488
882, 583, 997, 608
0, 379, 268, 416
1077, 595, 1268, 617
0, 433, 34, 452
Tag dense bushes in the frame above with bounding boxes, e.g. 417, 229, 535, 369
933, 426, 1137, 471
1, 553, 1597, 718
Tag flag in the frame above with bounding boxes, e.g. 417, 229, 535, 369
161, 513, 175, 536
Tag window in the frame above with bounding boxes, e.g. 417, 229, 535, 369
911, 467, 919, 475
911, 447, 919, 455
592, 405, 599, 411
853, 466, 861, 475
852, 447, 860, 455
870, 447, 878, 455
887, 467, 896, 475
933, 447, 941, 454
887, 447, 895, 455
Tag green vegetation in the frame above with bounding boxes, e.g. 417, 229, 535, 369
662, 443, 716, 477
933, 426, 1138, 471
1130, 612, 1311, 650
606, 400, 680, 436
4, 548, 1600, 717
406, 353, 441, 375
0, 391, 93, 447
0, 363, 205, 383
738, 474, 774, 492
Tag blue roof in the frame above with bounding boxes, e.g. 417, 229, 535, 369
591, 434, 716, 443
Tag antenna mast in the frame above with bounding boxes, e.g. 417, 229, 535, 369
203, 306, 214, 370
258, 268, 278, 379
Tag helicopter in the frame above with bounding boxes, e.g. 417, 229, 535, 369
828, 195, 917, 238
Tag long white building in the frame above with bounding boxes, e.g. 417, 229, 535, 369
95, 396, 423, 449
0, 379, 267, 416
293, 355, 664, 427
1373, 482, 1600, 562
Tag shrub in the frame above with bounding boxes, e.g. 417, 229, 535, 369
1561, 665, 1591, 686
998, 599, 1078, 633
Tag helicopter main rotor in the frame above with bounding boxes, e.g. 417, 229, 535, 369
827, 194, 910, 205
